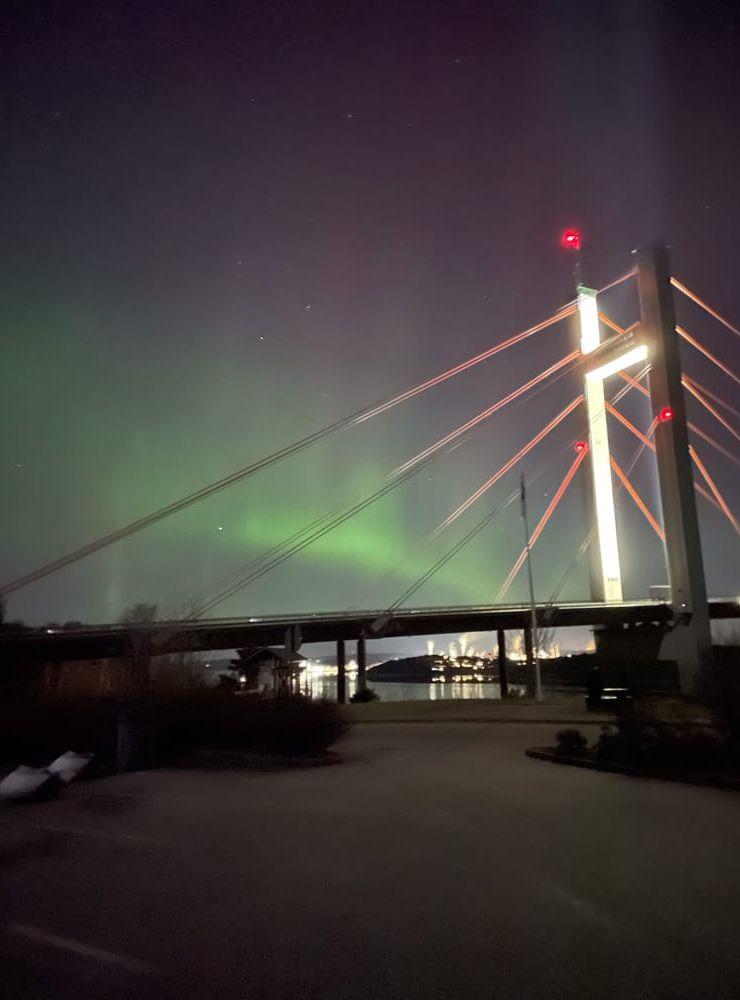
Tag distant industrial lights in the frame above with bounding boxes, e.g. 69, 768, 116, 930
560, 229, 581, 251
659, 406, 674, 423
574, 440, 588, 453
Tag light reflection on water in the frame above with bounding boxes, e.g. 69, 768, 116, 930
301, 674, 527, 702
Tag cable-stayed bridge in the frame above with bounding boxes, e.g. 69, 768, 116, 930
2, 241, 739, 694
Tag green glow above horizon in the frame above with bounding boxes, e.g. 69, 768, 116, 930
2, 259, 734, 626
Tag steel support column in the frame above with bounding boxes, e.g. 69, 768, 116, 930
356, 637, 367, 693
336, 639, 346, 704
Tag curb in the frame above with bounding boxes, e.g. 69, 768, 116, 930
525, 747, 740, 791
170, 748, 343, 771
349, 716, 614, 726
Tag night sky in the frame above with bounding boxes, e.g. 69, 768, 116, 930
2, 0, 739, 630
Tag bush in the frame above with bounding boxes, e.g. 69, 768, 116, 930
157, 692, 348, 758
698, 646, 740, 739
350, 688, 379, 703
555, 728, 588, 754
596, 715, 727, 770
0, 692, 348, 770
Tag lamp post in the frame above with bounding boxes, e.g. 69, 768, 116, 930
520, 475, 542, 701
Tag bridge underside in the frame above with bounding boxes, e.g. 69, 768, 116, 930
1, 600, 737, 664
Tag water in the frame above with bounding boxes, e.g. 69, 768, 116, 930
300, 674, 527, 702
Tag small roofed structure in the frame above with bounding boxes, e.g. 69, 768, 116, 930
231, 645, 306, 695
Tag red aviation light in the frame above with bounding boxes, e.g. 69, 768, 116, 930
659, 406, 674, 423
561, 229, 581, 250
574, 440, 588, 453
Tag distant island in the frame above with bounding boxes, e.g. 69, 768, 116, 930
367, 651, 680, 693
368, 654, 499, 683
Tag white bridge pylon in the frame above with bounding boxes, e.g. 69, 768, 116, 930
578, 286, 649, 603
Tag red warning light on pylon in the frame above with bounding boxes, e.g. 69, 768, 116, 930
574, 440, 587, 453
659, 406, 674, 423
561, 229, 581, 251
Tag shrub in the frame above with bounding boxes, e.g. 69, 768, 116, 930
0, 691, 348, 771
350, 688, 379, 703
596, 715, 727, 770
156, 692, 348, 758
555, 728, 588, 754
698, 646, 740, 740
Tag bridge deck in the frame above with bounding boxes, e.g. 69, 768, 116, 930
1, 599, 737, 662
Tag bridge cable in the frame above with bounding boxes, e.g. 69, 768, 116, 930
676, 325, 740, 387
193, 451, 452, 616
606, 402, 654, 449
496, 445, 590, 601
387, 489, 522, 612
2, 271, 635, 599
682, 375, 740, 422
601, 312, 740, 388
543, 423, 739, 615
345, 401, 593, 617
389, 351, 580, 476
605, 402, 722, 510
615, 369, 740, 467
609, 457, 665, 541
671, 277, 740, 340
384, 373, 658, 614
687, 423, 740, 470
382, 423, 593, 614
183, 350, 582, 616
598, 314, 640, 338
354, 307, 576, 423
430, 397, 585, 537
0, 305, 577, 597
551, 311, 740, 472
541, 429, 657, 610
429, 358, 659, 541
600, 314, 740, 438
560, 270, 636, 312
689, 447, 740, 536
681, 377, 740, 445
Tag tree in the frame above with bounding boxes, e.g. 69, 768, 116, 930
120, 602, 158, 625
537, 626, 556, 654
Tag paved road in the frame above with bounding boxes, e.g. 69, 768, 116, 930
2, 723, 739, 999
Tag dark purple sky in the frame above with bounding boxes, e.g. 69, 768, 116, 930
2, 0, 738, 632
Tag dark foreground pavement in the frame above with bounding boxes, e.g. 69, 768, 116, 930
2, 722, 739, 999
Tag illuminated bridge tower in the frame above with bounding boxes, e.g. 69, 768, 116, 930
578, 241, 711, 694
